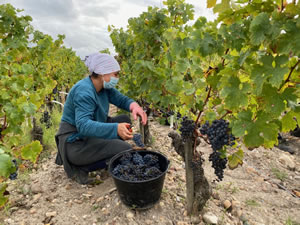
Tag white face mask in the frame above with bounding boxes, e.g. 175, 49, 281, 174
103, 76, 119, 89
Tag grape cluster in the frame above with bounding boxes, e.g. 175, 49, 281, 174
9, 159, 18, 180
179, 116, 196, 141
200, 119, 236, 181
112, 152, 162, 181
209, 151, 227, 181
52, 86, 58, 94
200, 120, 235, 151
133, 134, 145, 147
40, 111, 52, 129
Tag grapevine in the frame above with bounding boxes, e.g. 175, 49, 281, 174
0, 3, 88, 208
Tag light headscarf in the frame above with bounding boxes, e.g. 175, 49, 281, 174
84, 53, 120, 75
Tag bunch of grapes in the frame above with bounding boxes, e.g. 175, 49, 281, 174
112, 152, 162, 181
9, 159, 18, 180
209, 151, 227, 181
200, 119, 236, 181
40, 111, 52, 129
179, 116, 196, 141
200, 119, 235, 151
52, 86, 58, 94
133, 134, 145, 147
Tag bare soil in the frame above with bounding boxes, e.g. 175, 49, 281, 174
1, 116, 300, 225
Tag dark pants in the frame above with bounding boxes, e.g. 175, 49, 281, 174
66, 114, 132, 171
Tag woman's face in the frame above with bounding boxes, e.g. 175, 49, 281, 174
102, 71, 119, 82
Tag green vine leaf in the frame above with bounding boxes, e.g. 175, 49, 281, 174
228, 149, 244, 169
21, 141, 43, 163
0, 183, 9, 209
249, 12, 271, 45
0, 149, 14, 178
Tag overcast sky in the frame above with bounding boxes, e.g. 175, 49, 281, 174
1, 0, 216, 59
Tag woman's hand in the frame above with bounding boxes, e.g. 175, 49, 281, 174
118, 123, 133, 140
130, 102, 147, 125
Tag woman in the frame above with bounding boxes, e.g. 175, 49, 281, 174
55, 53, 147, 184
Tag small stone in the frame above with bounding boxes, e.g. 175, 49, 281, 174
82, 193, 92, 198
10, 207, 18, 213
145, 219, 152, 224
96, 196, 104, 202
65, 184, 72, 190
4, 218, 14, 224
177, 221, 189, 225
279, 154, 295, 170
203, 212, 218, 224
22, 184, 31, 195
30, 208, 37, 214
32, 193, 42, 202
212, 192, 220, 200
126, 211, 134, 219
45, 211, 57, 217
74, 199, 83, 204
232, 209, 243, 218
255, 177, 264, 182
223, 200, 232, 210
183, 210, 188, 216
246, 167, 256, 174
191, 216, 200, 224
31, 183, 43, 194
231, 200, 240, 209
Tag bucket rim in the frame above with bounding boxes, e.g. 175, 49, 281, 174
108, 149, 170, 184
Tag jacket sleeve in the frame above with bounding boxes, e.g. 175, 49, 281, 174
108, 88, 134, 111
73, 90, 119, 139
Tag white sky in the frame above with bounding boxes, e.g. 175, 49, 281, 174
1, 0, 216, 59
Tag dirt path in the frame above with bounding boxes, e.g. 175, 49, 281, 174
1, 117, 300, 225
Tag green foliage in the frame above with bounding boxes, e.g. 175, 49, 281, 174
0, 149, 14, 177
20, 141, 43, 163
0, 3, 87, 175
0, 3, 87, 207
0, 183, 9, 208
109, 0, 300, 168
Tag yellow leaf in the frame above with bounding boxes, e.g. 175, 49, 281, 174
207, 0, 217, 8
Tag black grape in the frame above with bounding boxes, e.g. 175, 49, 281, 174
199, 119, 236, 181
112, 152, 162, 181
133, 134, 145, 147
179, 116, 196, 141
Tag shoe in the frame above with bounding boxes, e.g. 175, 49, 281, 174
73, 169, 92, 185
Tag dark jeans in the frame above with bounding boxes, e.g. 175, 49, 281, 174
66, 114, 132, 171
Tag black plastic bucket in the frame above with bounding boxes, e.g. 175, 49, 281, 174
108, 149, 170, 210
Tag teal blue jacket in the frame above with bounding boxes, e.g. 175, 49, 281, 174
61, 77, 134, 140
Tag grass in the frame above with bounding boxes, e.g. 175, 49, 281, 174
285, 217, 300, 225
271, 167, 288, 182
245, 198, 260, 207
